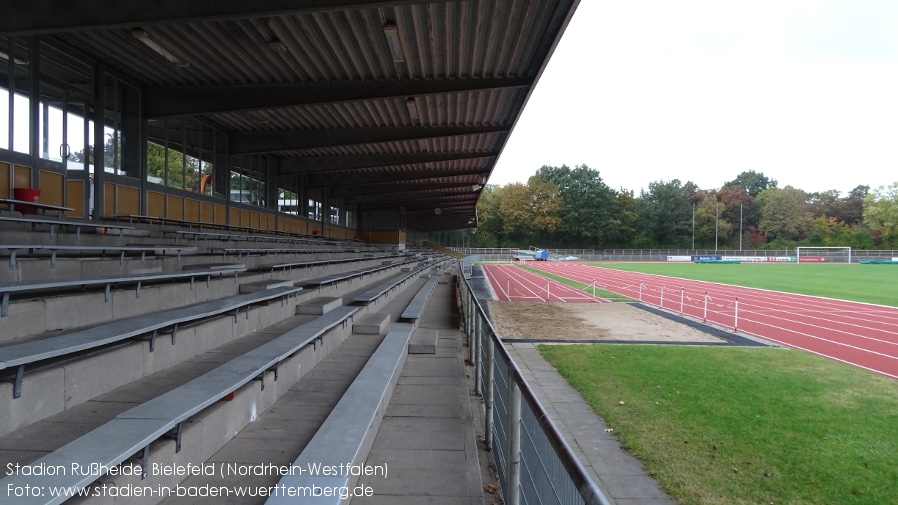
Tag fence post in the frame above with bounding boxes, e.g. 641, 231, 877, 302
680, 288, 684, 315
485, 336, 495, 451
734, 298, 739, 331
703, 292, 708, 322
507, 378, 522, 505
475, 316, 483, 396
469, 292, 478, 365
660, 285, 664, 308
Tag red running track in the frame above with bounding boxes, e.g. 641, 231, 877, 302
488, 262, 898, 379
481, 264, 605, 303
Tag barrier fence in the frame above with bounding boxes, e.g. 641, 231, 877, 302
459, 265, 610, 505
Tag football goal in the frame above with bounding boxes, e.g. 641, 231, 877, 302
795, 246, 852, 264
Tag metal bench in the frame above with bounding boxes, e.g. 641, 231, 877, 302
352, 264, 429, 304
266, 323, 414, 505
209, 247, 347, 258
0, 266, 246, 317
401, 262, 452, 320
300, 261, 410, 289
1, 244, 197, 269
0, 286, 302, 398
0, 215, 135, 239
0, 306, 358, 504
0, 198, 74, 217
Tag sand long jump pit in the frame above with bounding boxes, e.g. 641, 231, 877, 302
487, 301, 735, 344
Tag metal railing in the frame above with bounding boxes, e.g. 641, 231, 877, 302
459, 264, 610, 505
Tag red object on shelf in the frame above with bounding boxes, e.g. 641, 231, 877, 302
13, 188, 41, 214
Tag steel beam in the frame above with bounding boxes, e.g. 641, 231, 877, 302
145, 78, 529, 117
277, 152, 497, 176
230, 125, 508, 155
309, 167, 486, 189
1, 0, 454, 35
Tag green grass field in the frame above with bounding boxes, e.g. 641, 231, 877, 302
540, 344, 898, 505
590, 263, 898, 306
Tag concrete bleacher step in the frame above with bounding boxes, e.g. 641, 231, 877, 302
297, 296, 343, 315
409, 328, 438, 354
353, 313, 390, 335
181, 262, 246, 271
238, 279, 296, 293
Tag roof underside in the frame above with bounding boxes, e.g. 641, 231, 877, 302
3, 0, 579, 231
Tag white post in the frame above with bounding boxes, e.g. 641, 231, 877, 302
660, 285, 664, 308
546, 280, 550, 302
703, 292, 708, 321
639, 283, 643, 302
507, 279, 510, 299
680, 288, 684, 315
734, 298, 739, 331
592, 280, 596, 298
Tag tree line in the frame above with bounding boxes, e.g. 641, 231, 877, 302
470, 165, 898, 250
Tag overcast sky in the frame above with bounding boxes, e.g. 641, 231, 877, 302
489, 0, 898, 196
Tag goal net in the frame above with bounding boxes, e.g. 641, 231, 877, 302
795, 247, 852, 264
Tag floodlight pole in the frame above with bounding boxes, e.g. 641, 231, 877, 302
715, 202, 719, 253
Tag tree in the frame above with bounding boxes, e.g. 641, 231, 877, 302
474, 185, 503, 247
607, 189, 638, 247
863, 182, 898, 247
758, 186, 814, 242
533, 164, 618, 247
498, 183, 537, 245
718, 187, 757, 247
526, 176, 564, 238
723, 170, 777, 197
635, 179, 696, 247
829, 185, 868, 226
694, 195, 732, 248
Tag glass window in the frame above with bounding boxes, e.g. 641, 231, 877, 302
12, 37, 31, 154
0, 36, 9, 151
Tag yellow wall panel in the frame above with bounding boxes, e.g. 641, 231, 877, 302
147, 191, 166, 217
0, 162, 10, 198
13, 165, 31, 190
103, 182, 116, 217
214, 205, 226, 225
38, 171, 65, 207
240, 209, 250, 228
117, 185, 140, 216
230, 208, 240, 227
65, 180, 85, 218
200, 202, 214, 223
185, 198, 200, 222
168, 196, 184, 220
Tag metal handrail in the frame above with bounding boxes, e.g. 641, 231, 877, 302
459, 265, 611, 505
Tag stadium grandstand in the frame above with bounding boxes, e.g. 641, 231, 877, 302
0, 2, 634, 505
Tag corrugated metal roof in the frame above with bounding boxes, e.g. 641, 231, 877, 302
6, 0, 580, 230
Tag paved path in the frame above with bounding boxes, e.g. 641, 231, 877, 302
355, 276, 488, 505
506, 342, 677, 505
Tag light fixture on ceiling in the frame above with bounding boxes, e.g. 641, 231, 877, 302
479, 176, 488, 186
406, 97, 419, 121
132, 28, 187, 67
472, 184, 483, 192
383, 23, 405, 62
417, 139, 427, 151
434, 207, 442, 216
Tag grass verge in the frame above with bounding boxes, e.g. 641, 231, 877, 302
539, 344, 898, 505
518, 264, 634, 301
591, 263, 898, 307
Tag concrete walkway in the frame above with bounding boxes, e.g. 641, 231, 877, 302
354, 276, 489, 505
506, 343, 677, 505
